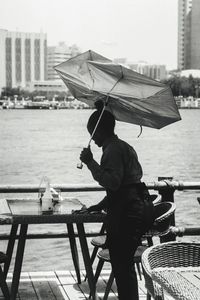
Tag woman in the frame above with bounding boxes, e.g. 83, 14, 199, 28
80, 103, 155, 300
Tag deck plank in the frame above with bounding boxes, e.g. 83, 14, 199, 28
29, 271, 67, 300
32, 280, 57, 300
2, 269, 158, 299
48, 280, 68, 300
18, 281, 38, 300
56, 270, 86, 300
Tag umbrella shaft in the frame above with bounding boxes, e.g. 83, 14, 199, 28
88, 104, 106, 146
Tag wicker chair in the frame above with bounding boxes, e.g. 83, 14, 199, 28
141, 241, 200, 300
0, 251, 9, 299
93, 201, 176, 300
145, 201, 176, 237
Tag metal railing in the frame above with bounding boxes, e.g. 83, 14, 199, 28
0, 180, 200, 193
0, 179, 200, 240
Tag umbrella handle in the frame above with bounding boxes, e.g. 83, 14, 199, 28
77, 161, 83, 169
77, 135, 93, 169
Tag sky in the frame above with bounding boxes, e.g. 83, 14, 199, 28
0, 0, 178, 70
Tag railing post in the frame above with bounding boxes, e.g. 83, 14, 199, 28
158, 177, 176, 242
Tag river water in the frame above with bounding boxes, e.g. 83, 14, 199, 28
0, 109, 200, 270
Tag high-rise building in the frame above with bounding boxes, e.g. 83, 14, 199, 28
0, 29, 47, 92
47, 42, 81, 80
178, 0, 200, 70
128, 62, 167, 81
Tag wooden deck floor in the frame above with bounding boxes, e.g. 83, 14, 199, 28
1, 269, 173, 300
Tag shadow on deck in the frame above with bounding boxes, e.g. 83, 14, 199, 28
1, 269, 149, 300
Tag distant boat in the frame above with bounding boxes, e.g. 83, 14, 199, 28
24, 96, 50, 109
57, 100, 70, 109
2, 99, 14, 109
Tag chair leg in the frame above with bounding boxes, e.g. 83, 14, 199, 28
103, 271, 114, 300
90, 246, 99, 265
94, 259, 104, 283
147, 291, 151, 300
4, 224, 18, 277
0, 266, 10, 300
67, 224, 81, 284
135, 261, 142, 280
89, 259, 105, 298
86, 223, 106, 282
147, 236, 153, 246
84, 246, 99, 281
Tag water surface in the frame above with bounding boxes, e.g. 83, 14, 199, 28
0, 109, 200, 270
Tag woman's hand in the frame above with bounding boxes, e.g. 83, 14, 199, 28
80, 146, 93, 165
72, 205, 88, 214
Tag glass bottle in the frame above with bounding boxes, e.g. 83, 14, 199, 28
42, 177, 53, 213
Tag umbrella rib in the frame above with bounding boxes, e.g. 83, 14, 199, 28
107, 66, 123, 98
87, 65, 95, 91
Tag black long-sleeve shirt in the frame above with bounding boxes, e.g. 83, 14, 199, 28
87, 135, 143, 191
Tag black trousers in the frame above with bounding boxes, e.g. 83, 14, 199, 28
105, 188, 154, 300
107, 231, 140, 300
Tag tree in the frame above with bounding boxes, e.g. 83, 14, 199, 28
162, 75, 200, 97
1, 87, 20, 98
162, 76, 181, 96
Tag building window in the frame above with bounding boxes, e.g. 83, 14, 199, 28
44, 39, 47, 80
34, 39, 40, 80
5, 38, 12, 87
15, 38, 22, 82
158, 68, 160, 79
25, 39, 31, 81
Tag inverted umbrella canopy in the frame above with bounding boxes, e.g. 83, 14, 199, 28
54, 50, 181, 129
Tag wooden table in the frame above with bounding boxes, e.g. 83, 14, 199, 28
152, 266, 200, 300
0, 198, 105, 300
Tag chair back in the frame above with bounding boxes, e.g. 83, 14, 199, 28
141, 241, 200, 300
143, 242, 200, 270
147, 202, 176, 236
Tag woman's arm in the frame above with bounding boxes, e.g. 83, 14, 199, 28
86, 146, 124, 191
87, 196, 108, 212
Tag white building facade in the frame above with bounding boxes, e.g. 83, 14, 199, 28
0, 29, 47, 92
47, 42, 71, 80
47, 43, 81, 80
128, 62, 167, 81
113, 58, 167, 81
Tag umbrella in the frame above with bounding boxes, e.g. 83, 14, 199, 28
54, 50, 181, 168
54, 50, 181, 129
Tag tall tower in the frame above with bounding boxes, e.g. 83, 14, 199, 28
0, 29, 47, 92
178, 0, 200, 70
190, 0, 200, 69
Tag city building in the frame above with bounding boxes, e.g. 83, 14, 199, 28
113, 58, 127, 65
113, 58, 167, 81
178, 0, 200, 70
127, 61, 167, 81
47, 42, 71, 80
0, 29, 47, 92
47, 43, 81, 80
27, 80, 67, 94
